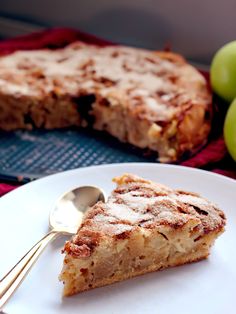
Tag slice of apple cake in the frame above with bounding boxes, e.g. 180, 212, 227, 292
59, 173, 226, 296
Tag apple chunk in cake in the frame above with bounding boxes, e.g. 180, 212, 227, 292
59, 174, 226, 296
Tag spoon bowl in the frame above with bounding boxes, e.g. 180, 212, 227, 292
50, 185, 105, 234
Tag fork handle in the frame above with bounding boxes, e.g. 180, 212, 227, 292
0, 230, 59, 309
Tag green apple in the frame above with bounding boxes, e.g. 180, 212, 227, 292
210, 41, 236, 102
224, 98, 236, 161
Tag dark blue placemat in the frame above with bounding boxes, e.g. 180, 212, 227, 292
0, 128, 157, 182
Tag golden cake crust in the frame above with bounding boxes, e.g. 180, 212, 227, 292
0, 42, 211, 162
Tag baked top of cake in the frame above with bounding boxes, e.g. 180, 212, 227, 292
60, 174, 225, 296
0, 42, 212, 161
64, 173, 225, 258
0, 42, 208, 102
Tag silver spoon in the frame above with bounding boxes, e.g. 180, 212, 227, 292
0, 185, 105, 309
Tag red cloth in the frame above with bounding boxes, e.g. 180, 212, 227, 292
0, 28, 235, 196
0, 183, 18, 195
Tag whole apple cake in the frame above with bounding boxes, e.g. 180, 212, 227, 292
0, 42, 211, 162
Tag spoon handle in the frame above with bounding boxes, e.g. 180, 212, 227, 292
0, 230, 59, 309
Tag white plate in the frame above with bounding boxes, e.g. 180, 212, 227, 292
0, 163, 235, 314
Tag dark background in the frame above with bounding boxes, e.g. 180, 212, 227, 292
0, 0, 235, 64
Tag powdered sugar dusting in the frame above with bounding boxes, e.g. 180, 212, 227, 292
69, 174, 226, 258
0, 42, 207, 121
107, 202, 153, 224
97, 174, 225, 233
